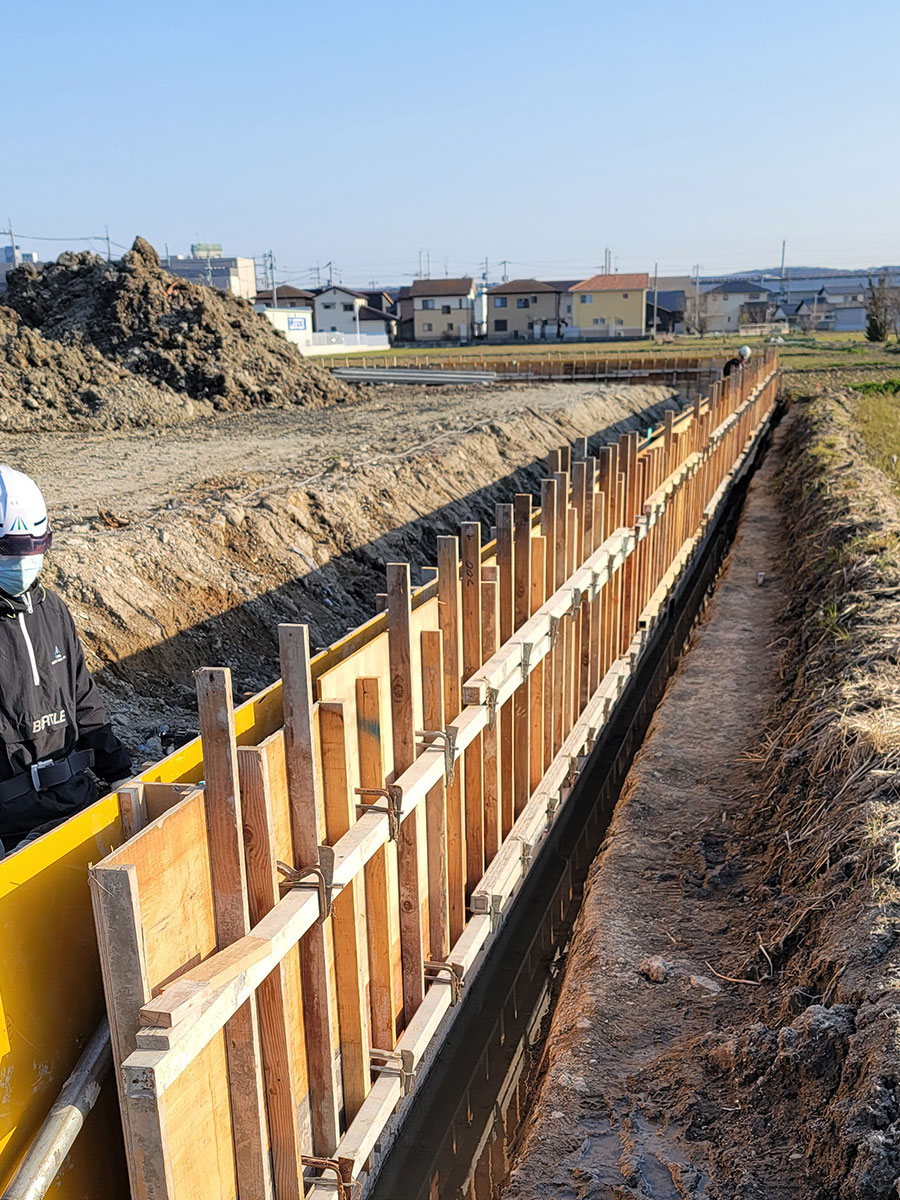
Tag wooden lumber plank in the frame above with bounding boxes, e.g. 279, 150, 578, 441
529, 537, 546, 794
90, 862, 160, 1200
237, 742, 306, 1200
513, 495, 532, 817
279, 626, 342, 1156
355, 677, 402, 1049
386, 564, 426, 1023
196, 667, 273, 1200
480, 573, 501, 862
540, 478, 558, 776
460, 523, 485, 892
319, 701, 370, 1123
421, 630, 450, 959
495, 503, 515, 840
436, 536, 466, 945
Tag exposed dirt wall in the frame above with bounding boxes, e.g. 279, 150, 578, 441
11, 383, 681, 763
502, 393, 900, 1199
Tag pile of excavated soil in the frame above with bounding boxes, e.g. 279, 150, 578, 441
503, 393, 900, 1200
0, 237, 350, 429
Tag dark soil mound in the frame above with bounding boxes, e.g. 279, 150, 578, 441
0, 237, 351, 430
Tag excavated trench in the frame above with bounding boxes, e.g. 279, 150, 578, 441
367, 398, 782, 1200
370, 391, 900, 1200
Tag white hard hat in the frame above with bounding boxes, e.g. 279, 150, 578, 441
739, 345, 752, 360
0, 465, 53, 556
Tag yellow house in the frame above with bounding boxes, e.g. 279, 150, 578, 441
569, 273, 649, 338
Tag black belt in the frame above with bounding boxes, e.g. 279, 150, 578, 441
0, 749, 95, 803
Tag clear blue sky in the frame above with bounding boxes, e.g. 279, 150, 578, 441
6, 0, 899, 286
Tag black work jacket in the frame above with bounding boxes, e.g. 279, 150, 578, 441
0, 583, 131, 838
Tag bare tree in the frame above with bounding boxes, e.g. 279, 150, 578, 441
686, 289, 710, 334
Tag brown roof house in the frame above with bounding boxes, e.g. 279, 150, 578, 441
411, 278, 476, 342
254, 284, 316, 310
569, 273, 649, 338
486, 279, 566, 340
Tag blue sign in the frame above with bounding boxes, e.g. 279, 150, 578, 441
287, 315, 308, 331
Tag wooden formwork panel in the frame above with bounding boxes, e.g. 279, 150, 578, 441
80, 354, 781, 1200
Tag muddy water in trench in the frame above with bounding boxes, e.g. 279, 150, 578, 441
367, 416, 782, 1200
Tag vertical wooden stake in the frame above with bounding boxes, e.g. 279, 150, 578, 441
480, 571, 501, 863
356, 678, 402, 1049
278, 628, 341, 1157
196, 666, 273, 1197
386, 565, 426, 1023
513, 494, 532, 816
529, 537, 546, 794
421, 630, 450, 957
238, 742, 306, 1200
495, 504, 516, 838
540, 478, 558, 774
318, 701, 371, 1122
460, 523, 484, 892
437, 536, 466, 944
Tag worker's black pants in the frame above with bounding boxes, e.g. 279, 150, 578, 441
0, 772, 99, 857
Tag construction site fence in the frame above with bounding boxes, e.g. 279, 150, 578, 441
78, 350, 780, 1199
323, 351, 723, 387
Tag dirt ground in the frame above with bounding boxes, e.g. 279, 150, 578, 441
503, 397, 900, 1199
4, 380, 682, 763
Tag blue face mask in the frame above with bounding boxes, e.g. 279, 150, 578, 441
0, 555, 44, 597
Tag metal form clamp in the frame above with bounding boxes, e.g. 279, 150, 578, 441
565, 755, 579, 790
546, 792, 561, 826
300, 1157, 361, 1200
355, 785, 403, 841
571, 587, 584, 616
520, 641, 532, 685
549, 615, 561, 651
486, 685, 499, 732
277, 846, 335, 924
516, 836, 533, 869
415, 728, 458, 786
370, 1047, 415, 1095
423, 959, 464, 1006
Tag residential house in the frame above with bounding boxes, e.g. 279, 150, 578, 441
569, 273, 649, 338
254, 285, 316, 311
314, 285, 396, 338
646, 289, 686, 335
703, 280, 772, 333
411, 278, 476, 341
486, 279, 563, 340
394, 286, 414, 342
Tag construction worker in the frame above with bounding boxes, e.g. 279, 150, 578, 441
0, 465, 132, 855
723, 344, 752, 378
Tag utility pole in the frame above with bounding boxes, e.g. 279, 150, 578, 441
780, 239, 786, 281
483, 256, 489, 284
270, 251, 278, 308
426, 251, 431, 278
603, 247, 611, 276
651, 260, 659, 341
165, 243, 171, 267
205, 249, 213, 288
105, 225, 112, 262
499, 259, 510, 282
7, 219, 19, 267
693, 264, 701, 335
418, 249, 423, 279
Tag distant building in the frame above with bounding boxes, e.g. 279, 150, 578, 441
486, 279, 564, 340
3, 245, 38, 265
410, 278, 476, 341
254, 285, 317, 311
313, 285, 396, 338
163, 252, 257, 300
647, 289, 686, 335
394, 286, 415, 341
703, 280, 772, 333
569, 273, 649, 338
